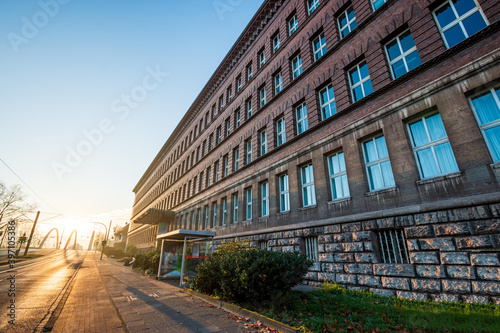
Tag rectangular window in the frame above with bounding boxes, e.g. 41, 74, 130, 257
204, 205, 209, 230
259, 50, 266, 68
236, 75, 242, 92
217, 126, 221, 144
377, 229, 410, 264
206, 166, 211, 187
197, 208, 201, 229
433, 0, 488, 49
214, 161, 219, 182
227, 86, 232, 103
288, 14, 298, 35
296, 103, 308, 134
279, 174, 290, 212
202, 140, 206, 157
363, 135, 396, 191
371, 0, 387, 11
247, 63, 253, 81
247, 99, 253, 118
235, 110, 241, 129
234, 148, 240, 171
222, 198, 227, 226
260, 87, 267, 107
349, 60, 373, 102
338, 6, 357, 39
193, 176, 197, 195
212, 104, 217, 119
292, 54, 303, 79
223, 155, 229, 177
261, 181, 269, 217
408, 113, 459, 179
328, 152, 350, 200
246, 139, 252, 164
273, 33, 281, 53
212, 202, 217, 228
233, 193, 239, 223
319, 84, 336, 120
245, 188, 252, 220
307, 0, 320, 15
301, 164, 316, 207
260, 129, 268, 156
259, 241, 267, 250
385, 30, 422, 79
470, 88, 500, 162
199, 172, 204, 192
274, 72, 283, 95
304, 237, 319, 262
209, 134, 213, 151
206, 112, 210, 126
312, 32, 327, 61
276, 117, 286, 146
226, 118, 231, 137
191, 211, 196, 230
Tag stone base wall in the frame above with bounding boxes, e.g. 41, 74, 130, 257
215, 203, 500, 304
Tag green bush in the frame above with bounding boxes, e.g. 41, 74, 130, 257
103, 247, 125, 259
125, 245, 138, 257
133, 248, 160, 276
193, 241, 312, 305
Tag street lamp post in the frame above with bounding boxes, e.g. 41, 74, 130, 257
90, 221, 111, 260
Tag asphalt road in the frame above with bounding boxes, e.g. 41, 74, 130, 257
0, 250, 84, 332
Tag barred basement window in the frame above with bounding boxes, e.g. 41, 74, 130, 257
304, 237, 318, 262
259, 240, 268, 250
377, 229, 409, 264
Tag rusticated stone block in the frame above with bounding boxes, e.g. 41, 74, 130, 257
381, 277, 410, 290
325, 243, 342, 252
411, 279, 441, 292
471, 220, 500, 235
342, 222, 362, 232
342, 242, 363, 252
395, 215, 415, 227
491, 297, 500, 305
434, 222, 470, 237
358, 275, 380, 287
416, 265, 446, 278
324, 225, 341, 234
376, 218, 395, 229
282, 245, 295, 253
448, 206, 491, 221
373, 264, 415, 277
352, 231, 372, 241
472, 281, 500, 295
446, 266, 476, 279
302, 229, 313, 237
370, 288, 396, 297
278, 239, 289, 246
468, 295, 490, 304
490, 203, 500, 217
362, 220, 377, 231
273, 232, 284, 239
476, 267, 500, 280
268, 240, 277, 247
284, 231, 295, 238
456, 236, 493, 249
410, 252, 440, 264
414, 211, 448, 225
333, 233, 345, 242
294, 229, 304, 237
431, 293, 460, 303
442, 280, 471, 293
355, 253, 378, 263
406, 239, 419, 251
317, 272, 335, 282
336, 274, 357, 285
334, 253, 355, 262
441, 252, 470, 265
314, 227, 324, 234
347, 286, 367, 292
294, 246, 300, 252
318, 234, 332, 243
318, 244, 325, 253
405, 225, 434, 238
319, 253, 334, 262
419, 238, 456, 251
396, 291, 428, 301
272, 247, 282, 252
322, 263, 343, 272
364, 241, 374, 251
305, 271, 318, 280
344, 263, 372, 275
471, 253, 500, 266
310, 262, 321, 271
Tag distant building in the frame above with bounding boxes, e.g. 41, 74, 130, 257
127, 0, 500, 301
114, 224, 129, 245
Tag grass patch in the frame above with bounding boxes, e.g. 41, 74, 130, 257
254, 283, 500, 332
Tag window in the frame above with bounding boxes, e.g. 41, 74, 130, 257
233, 193, 239, 223
225, 118, 231, 137
222, 198, 227, 226
363, 135, 395, 191
301, 164, 316, 207
223, 155, 229, 177
191, 211, 196, 230
259, 50, 266, 68
199, 172, 204, 191
338, 6, 357, 39
212, 202, 217, 228
245, 188, 252, 220
205, 112, 210, 126
296, 103, 308, 134
197, 208, 202, 229
312, 32, 327, 61
209, 134, 213, 151
276, 117, 286, 146
204, 205, 209, 229
349, 60, 373, 102
288, 14, 298, 35
202, 140, 206, 157
193, 176, 197, 195
260, 87, 267, 107
227, 86, 232, 103
196, 147, 200, 162
385, 30, 422, 79
279, 174, 290, 212
206, 166, 211, 187
214, 161, 219, 182
247, 63, 253, 81
234, 148, 240, 171
292, 54, 303, 79
259, 241, 267, 250
261, 182, 269, 216
235, 110, 241, 129
433, 0, 488, 49
236, 75, 242, 92
307, 0, 320, 15
470, 88, 500, 162
246, 139, 252, 164
408, 113, 459, 179
260, 129, 268, 156
212, 104, 217, 119
247, 99, 253, 118
274, 72, 283, 95
377, 229, 410, 264
272, 33, 280, 53
328, 152, 350, 200
319, 84, 336, 120
371, 0, 387, 11
216, 126, 221, 144
219, 96, 224, 111
304, 237, 318, 262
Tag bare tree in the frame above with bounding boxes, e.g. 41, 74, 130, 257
0, 182, 38, 233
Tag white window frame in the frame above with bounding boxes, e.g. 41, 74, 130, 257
296, 103, 308, 135
261, 182, 269, 217
245, 188, 252, 220
292, 54, 303, 79
279, 174, 290, 212
227, 87, 232, 103
260, 130, 268, 156
371, 0, 387, 11
247, 64, 253, 81
288, 14, 298, 36
204, 205, 209, 230
275, 72, 283, 95
222, 198, 227, 226
223, 155, 229, 177
214, 161, 219, 182
301, 164, 316, 207
237, 76, 242, 92
197, 208, 202, 229
247, 99, 253, 118
206, 167, 211, 187
385, 30, 421, 79
328, 152, 350, 200
304, 237, 319, 262
212, 203, 217, 228
363, 135, 396, 191
199, 173, 203, 191
319, 84, 336, 120
233, 193, 239, 223
219, 96, 224, 111
235, 110, 241, 128
312, 32, 327, 61
226, 119, 231, 137
234, 148, 239, 171
260, 87, 267, 107
307, 0, 320, 15
273, 33, 281, 53
349, 60, 372, 102
276, 117, 286, 146
259, 50, 266, 68
338, 6, 357, 39
217, 127, 221, 144
246, 139, 252, 164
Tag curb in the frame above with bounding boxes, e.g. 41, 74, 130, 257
181, 288, 300, 333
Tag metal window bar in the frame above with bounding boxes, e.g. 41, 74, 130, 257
304, 237, 318, 262
377, 229, 409, 264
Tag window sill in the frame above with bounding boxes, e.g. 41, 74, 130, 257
299, 205, 317, 212
277, 210, 290, 217
416, 171, 462, 185
257, 216, 268, 223
490, 162, 500, 170
327, 196, 351, 206
365, 186, 398, 197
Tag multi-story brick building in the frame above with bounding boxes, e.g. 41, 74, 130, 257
127, 0, 500, 301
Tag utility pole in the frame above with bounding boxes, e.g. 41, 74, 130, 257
24, 211, 40, 256
100, 220, 112, 261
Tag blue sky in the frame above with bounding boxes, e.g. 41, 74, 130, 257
0, 0, 264, 221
